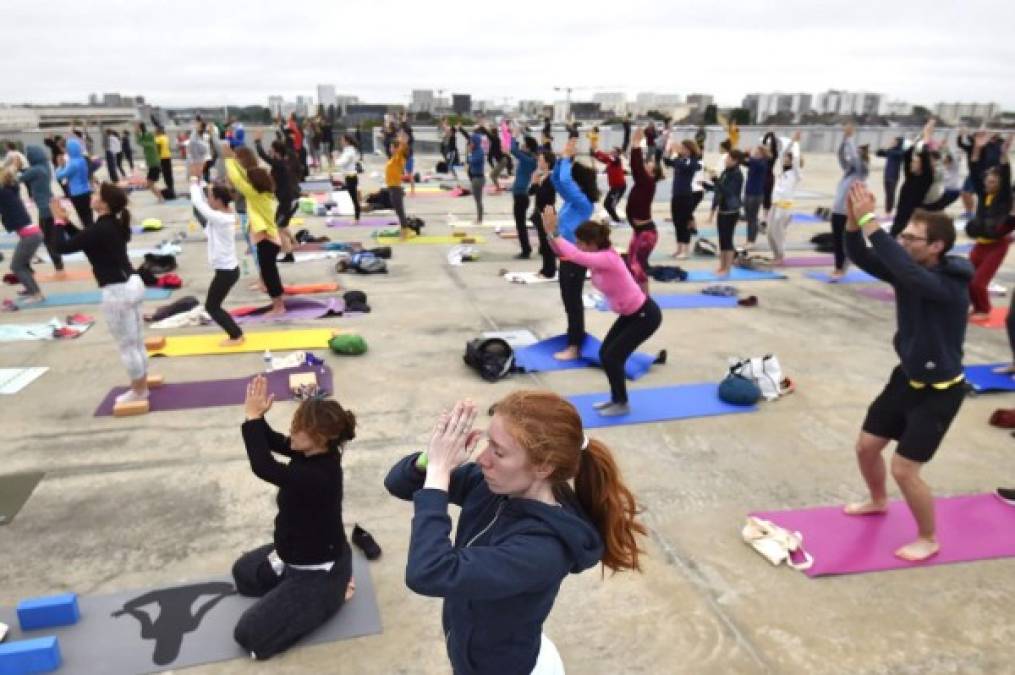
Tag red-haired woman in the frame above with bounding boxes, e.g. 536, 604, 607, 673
385, 395, 645, 675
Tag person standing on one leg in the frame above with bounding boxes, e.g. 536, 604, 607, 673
829, 123, 869, 279
766, 132, 803, 266
593, 147, 626, 224
234, 376, 357, 661
625, 127, 663, 295
17, 145, 64, 274
509, 128, 538, 259
190, 177, 244, 346
843, 182, 971, 562
1, 168, 45, 303
966, 131, 1013, 321
664, 139, 702, 259
709, 150, 745, 277
545, 209, 662, 415
529, 150, 558, 280
877, 136, 905, 216
550, 137, 597, 361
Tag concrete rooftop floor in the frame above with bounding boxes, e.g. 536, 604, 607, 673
1, 150, 1013, 674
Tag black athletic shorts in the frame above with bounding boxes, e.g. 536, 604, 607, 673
147, 166, 161, 182
862, 366, 965, 463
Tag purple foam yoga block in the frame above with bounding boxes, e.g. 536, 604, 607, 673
17, 593, 79, 631
0, 636, 62, 674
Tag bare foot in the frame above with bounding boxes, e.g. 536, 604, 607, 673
894, 537, 939, 562
265, 307, 286, 317
843, 500, 889, 516
220, 336, 246, 347
553, 346, 580, 361
345, 579, 357, 601
829, 269, 846, 280
247, 281, 266, 292
969, 312, 990, 321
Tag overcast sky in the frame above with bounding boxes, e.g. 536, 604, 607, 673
6, 0, 1014, 110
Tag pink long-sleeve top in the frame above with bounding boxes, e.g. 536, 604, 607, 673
552, 236, 646, 315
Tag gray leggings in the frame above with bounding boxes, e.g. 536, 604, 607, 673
388, 186, 407, 228
743, 194, 764, 243
232, 543, 352, 660
12, 232, 43, 296
470, 176, 485, 222
101, 275, 147, 381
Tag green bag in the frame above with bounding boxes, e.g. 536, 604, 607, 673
329, 334, 367, 356
298, 197, 317, 214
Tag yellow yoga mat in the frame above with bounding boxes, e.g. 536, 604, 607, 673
147, 328, 337, 357
375, 235, 486, 245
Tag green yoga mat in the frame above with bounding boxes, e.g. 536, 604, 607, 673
0, 472, 44, 525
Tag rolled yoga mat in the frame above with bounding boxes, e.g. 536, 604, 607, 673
0, 471, 44, 525
0, 552, 381, 674
230, 296, 345, 324
146, 328, 337, 357
16, 288, 172, 308
598, 294, 738, 311
568, 383, 757, 429
751, 493, 1015, 577
964, 363, 1015, 393
94, 365, 332, 416
514, 334, 659, 381
805, 269, 880, 284
684, 268, 786, 282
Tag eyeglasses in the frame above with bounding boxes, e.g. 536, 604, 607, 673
897, 233, 928, 244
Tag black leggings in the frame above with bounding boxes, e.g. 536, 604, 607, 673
531, 209, 557, 278
160, 158, 175, 198
345, 174, 361, 220
831, 213, 848, 270
513, 193, 531, 255
256, 239, 284, 298
600, 297, 662, 404
671, 193, 698, 244
884, 178, 899, 214
40, 216, 68, 270
232, 543, 351, 661
558, 260, 586, 346
275, 195, 298, 229
69, 192, 94, 228
717, 211, 738, 251
206, 267, 243, 339
603, 185, 625, 222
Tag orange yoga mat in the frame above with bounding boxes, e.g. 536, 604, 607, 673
35, 268, 93, 282
283, 282, 340, 295
970, 306, 1008, 329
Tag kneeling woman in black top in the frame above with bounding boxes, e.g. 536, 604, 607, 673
233, 375, 356, 660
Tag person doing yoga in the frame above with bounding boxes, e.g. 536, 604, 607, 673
384, 393, 646, 674
842, 182, 971, 562
544, 207, 662, 417
663, 138, 702, 259
966, 131, 1013, 320
189, 177, 244, 346
233, 376, 357, 660
625, 126, 664, 295
829, 123, 869, 279
766, 132, 803, 266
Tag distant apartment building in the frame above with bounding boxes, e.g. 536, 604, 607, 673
742, 92, 813, 123
816, 90, 886, 117
295, 95, 314, 116
452, 94, 471, 115
410, 89, 435, 114
685, 94, 715, 111
592, 92, 628, 115
317, 85, 337, 111
632, 92, 683, 115
882, 100, 914, 117
267, 95, 284, 118
935, 101, 1001, 124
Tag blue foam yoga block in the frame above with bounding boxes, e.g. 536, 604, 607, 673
0, 636, 62, 674
17, 593, 79, 631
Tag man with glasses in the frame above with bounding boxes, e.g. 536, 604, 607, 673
840, 182, 973, 562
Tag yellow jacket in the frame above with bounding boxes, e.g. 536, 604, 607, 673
385, 145, 407, 188
155, 134, 171, 160
225, 158, 279, 239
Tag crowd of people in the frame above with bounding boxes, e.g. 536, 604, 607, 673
2, 109, 1015, 673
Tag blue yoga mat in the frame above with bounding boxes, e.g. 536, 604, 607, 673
685, 268, 786, 282
514, 334, 657, 381
603, 294, 738, 310
569, 383, 757, 429
791, 212, 826, 224
965, 363, 1015, 393
18, 288, 172, 308
805, 269, 880, 284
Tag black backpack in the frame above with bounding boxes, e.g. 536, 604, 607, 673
463, 337, 516, 382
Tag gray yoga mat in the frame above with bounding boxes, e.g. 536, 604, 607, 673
0, 552, 381, 673
0, 472, 44, 525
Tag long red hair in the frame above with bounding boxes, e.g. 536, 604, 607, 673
493, 390, 646, 573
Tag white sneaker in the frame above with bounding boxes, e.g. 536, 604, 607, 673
115, 389, 149, 405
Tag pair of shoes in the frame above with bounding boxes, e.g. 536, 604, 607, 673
115, 389, 149, 405
737, 295, 759, 307
597, 402, 630, 417
592, 400, 613, 410
352, 524, 382, 560
279, 253, 296, 263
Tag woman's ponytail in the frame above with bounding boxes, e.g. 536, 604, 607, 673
119, 208, 132, 242
575, 439, 647, 574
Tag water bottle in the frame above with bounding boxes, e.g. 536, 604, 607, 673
263, 349, 273, 373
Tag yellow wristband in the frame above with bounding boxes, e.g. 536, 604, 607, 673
415, 452, 428, 470
857, 213, 876, 227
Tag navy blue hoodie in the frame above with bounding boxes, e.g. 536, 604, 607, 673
385, 454, 603, 675
846, 229, 972, 382
18, 146, 54, 219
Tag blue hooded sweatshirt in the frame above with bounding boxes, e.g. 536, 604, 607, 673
467, 131, 485, 178
18, 146, 54, 219
385, 454, 603, 675
510, 139, 537, 196
54, 138, 91, 197
550, 158, 594, 243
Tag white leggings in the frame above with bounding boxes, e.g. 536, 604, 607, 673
765, 206, 793, 261
101, 275, 148, 381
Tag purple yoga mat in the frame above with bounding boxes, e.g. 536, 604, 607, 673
93, 365, 332, 416
779, 255, 833, 267
857, 286, 895, 303
233, 296, 344, 325
752, 493, 1015, 577
327, 216, 397, 228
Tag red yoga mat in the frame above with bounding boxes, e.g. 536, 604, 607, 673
752, 493, 1015, 577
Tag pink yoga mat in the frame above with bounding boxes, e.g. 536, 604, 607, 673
93, 365, 332, 416
752, 493, 1015, 577
230, 296, 344, 324
326, 216, 397, 228
858, 286, 895, 302
779, 255, 833, 267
